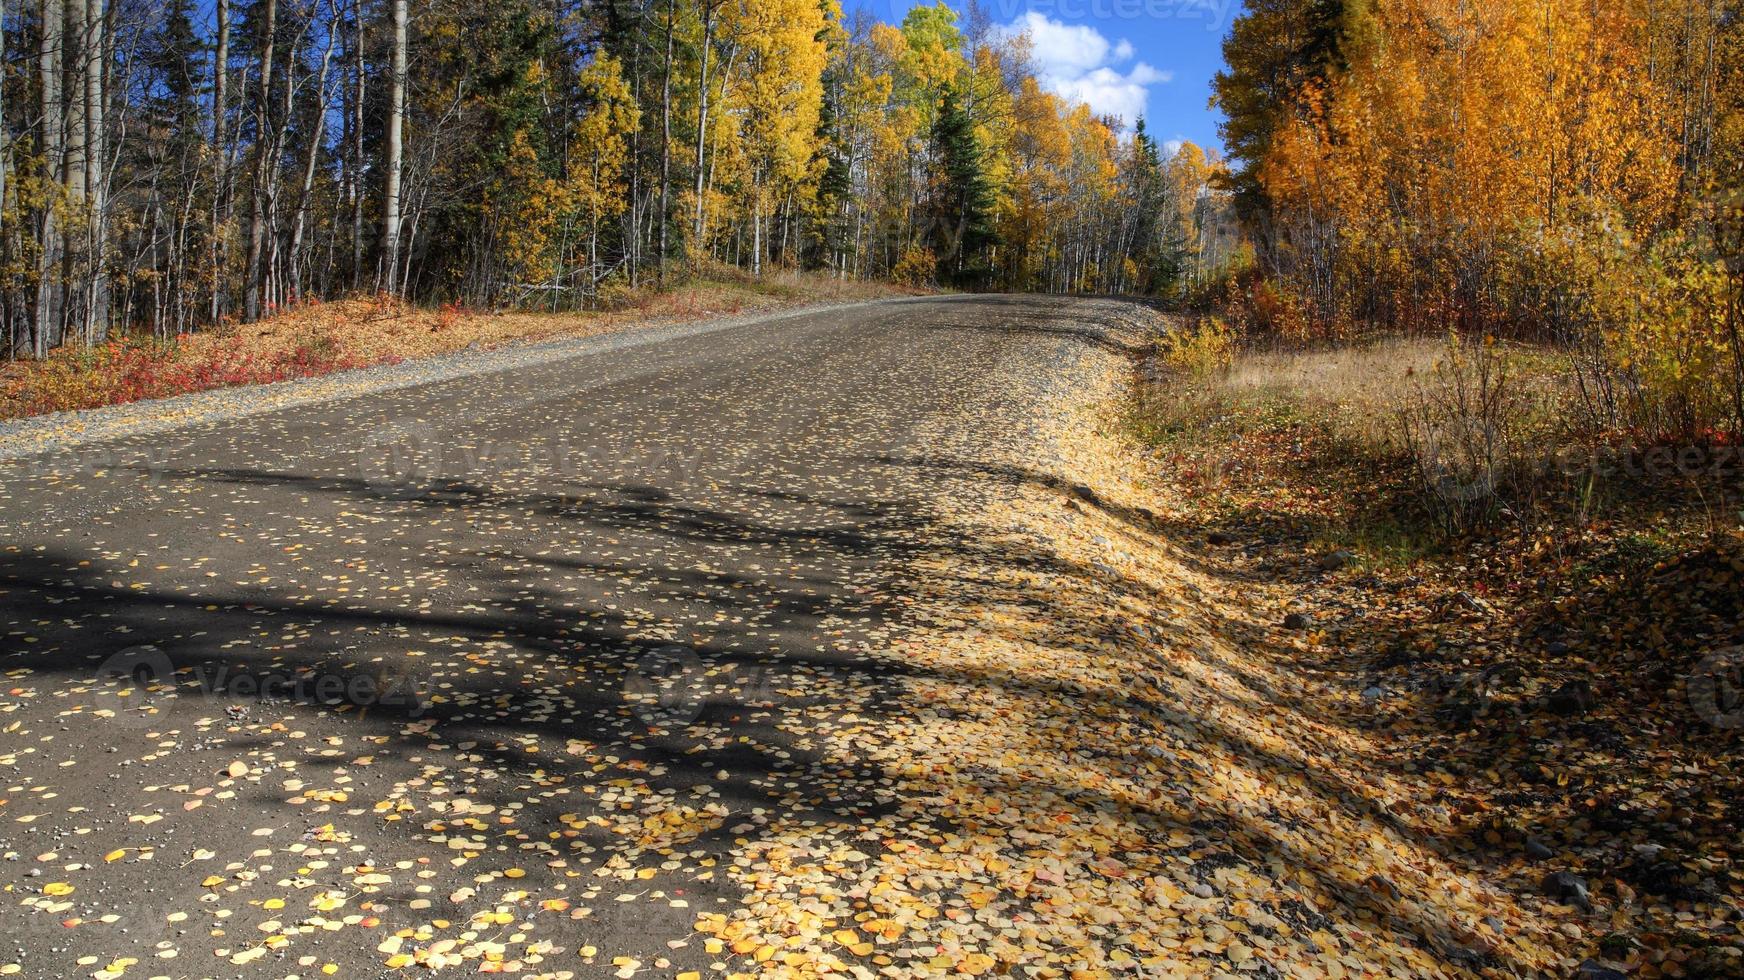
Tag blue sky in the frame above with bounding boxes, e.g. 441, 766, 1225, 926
852, 0, 1239, 155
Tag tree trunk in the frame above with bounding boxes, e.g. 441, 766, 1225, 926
35, 0, 64, 355
751, 181, 761, 277
64, 0, 86, 213
85, 0, 108, 339
625, 1, 642, 290
243, 0, 277, 321
264, 21, 303, 310
64, 0, 87, 341
289, 6, 337, 298
211, 0, 229, 323
1, 0, 8, 224
690, 0, 714, 264
657, 0, 674, 284
379, 0, 407, 293
350, 0, 366, 289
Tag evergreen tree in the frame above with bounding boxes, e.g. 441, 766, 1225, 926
930, 88, 994, 287
1210, 0, 1350, 224
812, 70, 853, 271
1123, 118, 1164, 291
145, 0, 205, 135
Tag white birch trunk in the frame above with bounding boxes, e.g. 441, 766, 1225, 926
379, 0, 407, 293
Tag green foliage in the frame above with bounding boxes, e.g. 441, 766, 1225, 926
1210, 0, 1348, 221
930, 90, 996, 288
6, 0, 1249, 349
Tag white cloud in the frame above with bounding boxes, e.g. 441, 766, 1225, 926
1051, 65, 1173, 130
1002, 12, 1117, 77
995, 13, 1170, 130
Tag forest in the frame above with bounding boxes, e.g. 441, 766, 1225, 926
0, 0, 1235, 356
1212, 0, 1742, 444
0, 0, 1737, 431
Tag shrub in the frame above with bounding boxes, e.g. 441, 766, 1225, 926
2, 328, 369, 420
893, 246, 937, 288
1156, 318, 1236, 380
1398, 333, 1525, 534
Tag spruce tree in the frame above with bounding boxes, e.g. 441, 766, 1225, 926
930, 89, 994, 288
812, 69, 852, 271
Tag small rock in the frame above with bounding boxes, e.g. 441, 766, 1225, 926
1451, 591, 1493, 615
1548, 680, 1596, 716
1282, 612, 1314, 631
1319, 550, 1356, 571
1206, 531, 1233, 546
1446, 946, 1488, 969
1364, 874, 1401, 900
1618, 858, 1703, 900
1361, 685, 1387, 703
1190, 882, 1215, 899
1543, 871, 1592, 909
1525, 837, 1555, 861
1573, 960, 1627, 980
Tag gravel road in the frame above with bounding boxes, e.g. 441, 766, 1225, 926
0, 294, 1152, 978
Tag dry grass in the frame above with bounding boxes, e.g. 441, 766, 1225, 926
1221, 337, 1448, 447
1210, 336, 1575, 451
1125, 342, 1744, 980
1131, 323, 1740, 565
1137, 334, 1578, 507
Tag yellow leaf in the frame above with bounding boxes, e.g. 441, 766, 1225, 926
958, 952, 997, 974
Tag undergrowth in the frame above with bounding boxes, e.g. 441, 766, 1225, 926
1, 330, 376, 418
1125, 316, 1744, 977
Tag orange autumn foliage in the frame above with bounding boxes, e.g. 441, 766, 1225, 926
1229, 0, 1742, 437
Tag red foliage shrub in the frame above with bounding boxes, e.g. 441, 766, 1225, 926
2, 330, 374, 420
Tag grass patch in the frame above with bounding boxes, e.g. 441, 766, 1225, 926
1128, 324, 1741, 563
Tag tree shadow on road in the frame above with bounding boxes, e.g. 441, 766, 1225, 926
0, 446, 1541, 974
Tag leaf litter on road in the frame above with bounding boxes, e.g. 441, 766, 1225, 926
0, 299, 1694, 978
